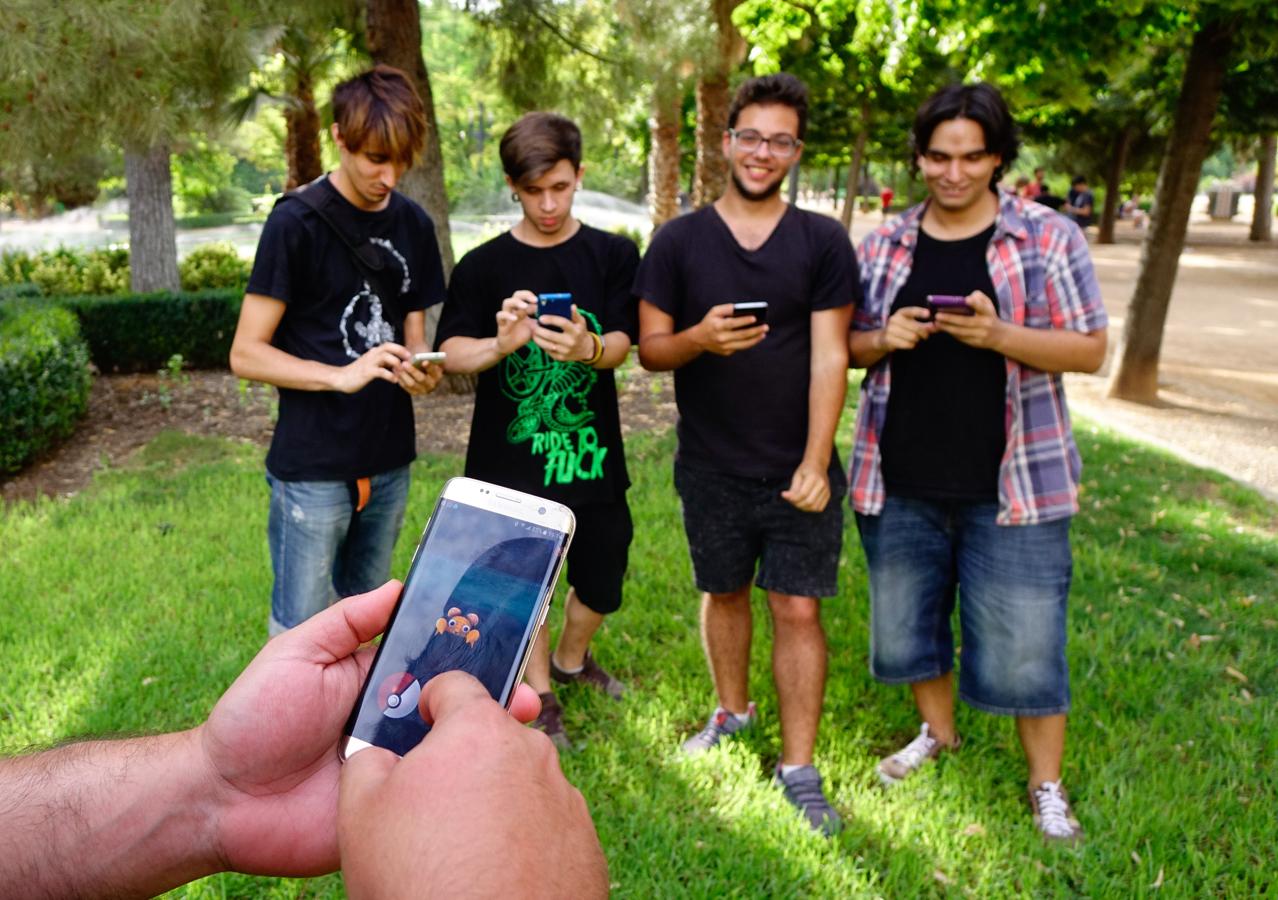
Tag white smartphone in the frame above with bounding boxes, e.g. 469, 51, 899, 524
412, 351, 446, 368
340, 477, 575, 760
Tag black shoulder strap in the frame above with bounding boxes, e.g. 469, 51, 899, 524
280, 176, 385, 273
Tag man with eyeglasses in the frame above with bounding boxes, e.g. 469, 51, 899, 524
635, 73, 857, 836
847, 82, 1107, 844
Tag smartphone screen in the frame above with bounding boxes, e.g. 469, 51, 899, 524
341, 478, 573, 759
537, 292, 574, 330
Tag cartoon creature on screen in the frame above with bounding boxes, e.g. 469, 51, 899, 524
436, 607, 482, 646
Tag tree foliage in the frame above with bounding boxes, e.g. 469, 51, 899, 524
0, 0, 270, 290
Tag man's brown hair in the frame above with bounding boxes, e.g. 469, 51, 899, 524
499, 112, 582, 187
728, 73, 809, 141
331, 65, 426, 167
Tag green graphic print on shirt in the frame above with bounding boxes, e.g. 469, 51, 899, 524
500, 310, 607, 486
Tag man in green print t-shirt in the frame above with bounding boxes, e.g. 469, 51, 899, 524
436, 112, 639, 750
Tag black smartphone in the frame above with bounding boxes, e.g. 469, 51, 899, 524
925, 294, 974, 320
340, 477, 575, 760
537, 293, 574, 332
731, 300, 768, 324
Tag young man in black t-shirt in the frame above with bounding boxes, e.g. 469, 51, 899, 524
231, 66, 447, 636
436, 112, 639, 749
634, 74, 857, 836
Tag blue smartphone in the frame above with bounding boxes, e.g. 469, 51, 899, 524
537, 292, 574, 331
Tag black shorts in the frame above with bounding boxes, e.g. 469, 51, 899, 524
673, 460, 845, 598
564, 499, 633, 615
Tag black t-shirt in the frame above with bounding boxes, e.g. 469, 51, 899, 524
633, 204, 859, 478
246, 176, 446, 481
435, 226, 639, 505
880, 223, 1006, 500
1067, 188, 1095, 227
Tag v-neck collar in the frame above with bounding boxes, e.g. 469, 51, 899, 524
709, 202, 793, 254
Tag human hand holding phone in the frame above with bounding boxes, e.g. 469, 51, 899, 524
338, 671, 606, 899
396, 351, 444, 396
693, 303, 768, 357
931, 290, 1004, 350
533, 295, 594, 363
195, 581, 403, 877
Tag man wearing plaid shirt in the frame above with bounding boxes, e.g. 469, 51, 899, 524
847, 82, 1107, 844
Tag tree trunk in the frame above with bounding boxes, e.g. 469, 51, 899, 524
649, 87, 682, 228
1107, 21, 1233, 404
788, 156, 800, 205
840, 112, 869, 231
125, 143, 179, 294
285, 72, 323, 190
365, 0, 454, 278
693, 74, 730, 208
692, 0, 742, 208
1097, 125, 1133, 245
1250, 132, 1275, 242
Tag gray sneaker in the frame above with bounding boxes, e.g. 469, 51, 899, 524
680, 702, 757, 755
773, 764, 843, 837
878, 723, 959, 786
532, 691, 571, 751
1029, 780, 1084, 845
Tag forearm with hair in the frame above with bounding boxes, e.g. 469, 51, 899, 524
801, 308, 852, 468
0, 730, 221, 899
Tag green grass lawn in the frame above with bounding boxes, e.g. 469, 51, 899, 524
2, 412, 1275, 897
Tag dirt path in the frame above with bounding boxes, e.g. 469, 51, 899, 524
1065, 217, 1278, 500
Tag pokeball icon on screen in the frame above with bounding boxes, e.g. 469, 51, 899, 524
377, 672, 421, 719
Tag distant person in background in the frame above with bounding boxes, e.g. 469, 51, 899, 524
230, 66, 446, 637
1064, 175, 1095, 228
880, 185, 895, 219
1022, 166, 1045, 199
1120, 194, 1149, 229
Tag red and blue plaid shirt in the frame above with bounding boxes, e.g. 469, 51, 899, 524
849, 191, 1107, 525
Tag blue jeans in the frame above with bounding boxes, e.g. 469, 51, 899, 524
855, 496, 1073, 716
266, 466, 410, 635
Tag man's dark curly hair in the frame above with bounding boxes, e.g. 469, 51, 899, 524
910, 82, 1020, 187
728, 73, 809, 141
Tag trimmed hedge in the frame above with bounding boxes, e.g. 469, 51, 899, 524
57, 288, 243, 373
0, 305, 92, 475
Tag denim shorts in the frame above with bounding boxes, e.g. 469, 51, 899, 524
855, 495, 1073, 716
674, 460, 845, 598
266, 465, 410, 635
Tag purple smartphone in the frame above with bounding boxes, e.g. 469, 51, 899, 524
925, 294, 974, 320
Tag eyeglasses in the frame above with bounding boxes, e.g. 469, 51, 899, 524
729, 129, 803, 158
921, 149, 994, 167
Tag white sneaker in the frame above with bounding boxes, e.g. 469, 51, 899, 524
877, 723, 959, 787
1029, 780, 1084, 844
